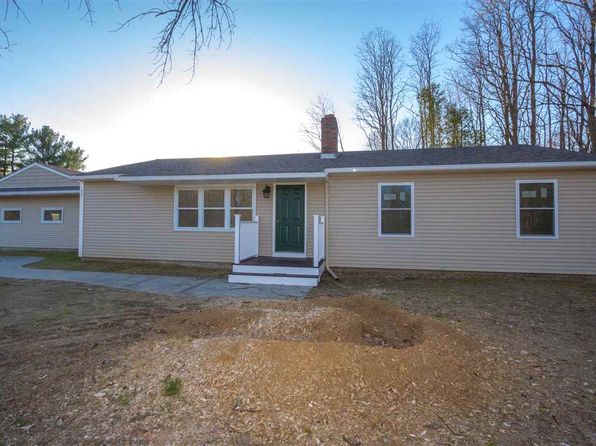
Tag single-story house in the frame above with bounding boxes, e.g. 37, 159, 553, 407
74, 115, 596, 285
0, 163, 81, 250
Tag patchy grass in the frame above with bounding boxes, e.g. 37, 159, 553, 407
0, 250, 229, 278
12, 418, 29, 428
162, 376, 182, 397
116, 391, 136, 407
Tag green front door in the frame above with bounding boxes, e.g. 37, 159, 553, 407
275, 185, 305, 253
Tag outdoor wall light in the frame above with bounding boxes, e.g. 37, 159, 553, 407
262, 185, 271, 199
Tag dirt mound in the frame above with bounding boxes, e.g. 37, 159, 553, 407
158, 296, 423, 349
91, 296, 505, 444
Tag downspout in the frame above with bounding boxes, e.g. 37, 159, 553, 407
78, 181, 84, 258
324, 177, 338, 280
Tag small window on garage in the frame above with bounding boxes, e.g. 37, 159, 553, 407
516, 180, 558, 238
42, 208, 63, 223
1, 208, 21, 223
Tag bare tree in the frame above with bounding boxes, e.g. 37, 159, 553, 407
448, 64, 488, 145
299, 95, 344, 152
519, 0, 543, 145
1, 0, 235, 84
455, 0, 527, 146
354, 27, 406, 151
542, 0, 595, 151
394, 117, 420, 149
410, 21, 442, 90
409, 21, 442, 148
449, 0, 594, 152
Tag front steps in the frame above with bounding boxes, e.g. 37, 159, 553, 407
228, 256, 325, 287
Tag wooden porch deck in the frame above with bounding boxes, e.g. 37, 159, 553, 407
238, 256, 319, 268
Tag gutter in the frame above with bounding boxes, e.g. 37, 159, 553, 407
72, 174, 122, 180
324, 161, 596, 174
0, 190, 80, 197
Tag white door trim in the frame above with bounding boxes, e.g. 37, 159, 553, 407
272, 182, 307, 258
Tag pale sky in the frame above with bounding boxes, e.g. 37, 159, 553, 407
1, 0, 467, 171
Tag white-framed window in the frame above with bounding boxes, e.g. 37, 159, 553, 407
1, 208, 22, 224
174, 186, 255, 231
378, 183, 414, 237
203, 189, 226, 228
41, 207, 64, 224
176, 190, 199, 229
230, 188, 253, 227
516, 179, 558, 239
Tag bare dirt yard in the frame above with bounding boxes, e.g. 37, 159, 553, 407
0, 271, 594, 445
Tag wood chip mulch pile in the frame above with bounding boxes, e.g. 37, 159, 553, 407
80, 296, 514, 445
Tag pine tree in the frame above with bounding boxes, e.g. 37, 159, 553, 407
0, 114, 31, 175
26, 126, 87, 171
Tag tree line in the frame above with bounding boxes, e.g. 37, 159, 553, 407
0, 114, 87, 176
303, 0, 595, 152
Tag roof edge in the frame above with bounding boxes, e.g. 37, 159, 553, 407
75, 160, 596, 182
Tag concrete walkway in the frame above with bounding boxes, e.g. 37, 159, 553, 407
0, 257, 310, 299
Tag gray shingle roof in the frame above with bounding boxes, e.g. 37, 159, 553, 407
82, 145, 596, 177
35, 163, 81, 176
47, 165, 81, 175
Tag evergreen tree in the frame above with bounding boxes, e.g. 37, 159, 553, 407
0, 114, 30, 175
418, 83, 445, 148
26, 126, 87, 171
443, 103, 479, 147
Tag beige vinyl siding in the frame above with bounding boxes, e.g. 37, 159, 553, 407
83, 182, 234, 263
0, 165, 78, 189
0, 195, 79, 249
327, 169, 596, 275
256, 183, 273, 256
83, 181, 326, 262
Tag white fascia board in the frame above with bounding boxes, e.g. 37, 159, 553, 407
114, 172, 327, 182
0, 190, 80, 196
325, 161, 596, 174
72, 174, 122, 180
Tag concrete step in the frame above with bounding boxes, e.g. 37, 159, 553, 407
228, 272, 319, 287
232, 263, 319, 276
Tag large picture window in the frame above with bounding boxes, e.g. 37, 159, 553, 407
378, 183, 414, 236
516, 180, 558, 238
174, 186, 255, 231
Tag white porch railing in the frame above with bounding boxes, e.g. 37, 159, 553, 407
234, 214, 259, 264
313, 214, 325, 267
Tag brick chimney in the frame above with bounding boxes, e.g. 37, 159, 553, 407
321, 114, 338, 158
